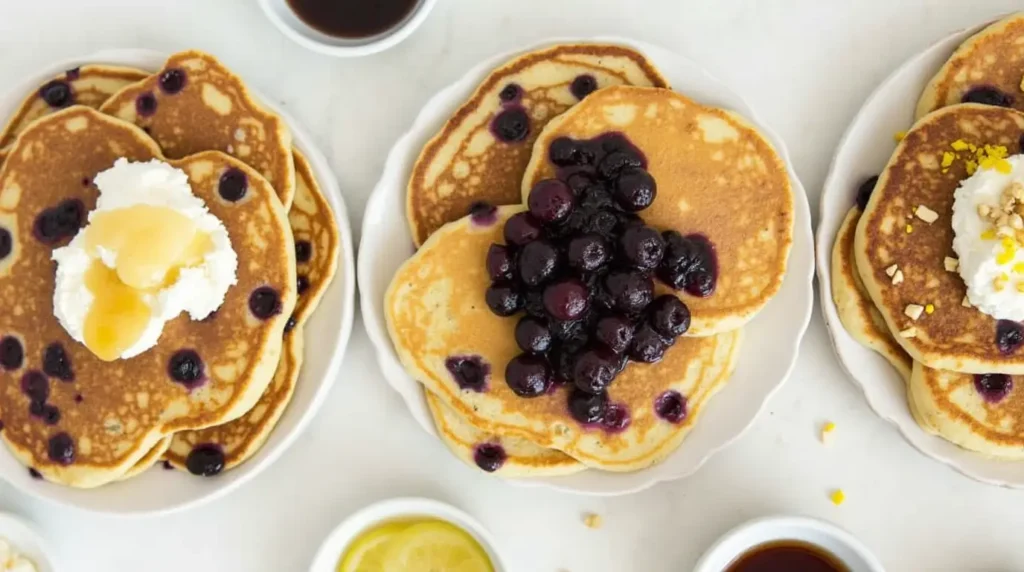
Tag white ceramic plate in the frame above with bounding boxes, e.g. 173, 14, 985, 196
815, 21, 1024, 488
0, 49, 356, 514
359, 37, 815, 495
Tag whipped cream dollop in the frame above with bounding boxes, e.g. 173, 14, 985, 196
951, 154, 1024, 321
0, 539, 36, 572
52, 159, 238, 360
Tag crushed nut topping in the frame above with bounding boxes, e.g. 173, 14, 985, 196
900, 327, 918, 338
915, 205, 939, 223
892, 269, 905, 285
905, 304, 925, 320
944, 257, 959, 272
885, 264, 899, 277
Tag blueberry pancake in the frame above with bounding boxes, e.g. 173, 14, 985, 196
99, 50, 295, 209
386, 206, 743, 472
0, 107, 295, 487
522, 86, 794, 336
425, 390, 585, 477
855, 104, 1024, 374
917, 13, 1024, 119
0, 65, 149, 156
406, 43, 668, 247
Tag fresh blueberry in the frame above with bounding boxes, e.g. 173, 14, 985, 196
473, 443, 507, 472
158, 68, 187, 94
249, 287, 282, 319
39, 80, 73, 108
570, 74, 598, 100
218, 168, 248, 202
505, 354, 551, 397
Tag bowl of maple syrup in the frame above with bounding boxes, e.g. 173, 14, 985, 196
258, 0, 437, 57
693, 516, 885, 572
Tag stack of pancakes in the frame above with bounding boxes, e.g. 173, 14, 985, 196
387, 43, 795, 476
0, 50, 339, 487
833, 13, 1024, 459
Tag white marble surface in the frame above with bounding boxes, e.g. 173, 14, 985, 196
1, 1, 1024, 570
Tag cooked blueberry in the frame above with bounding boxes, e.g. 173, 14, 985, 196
498, 83, 521, 102
446, 355, 490, 391
549, 318, 586, 344
549, 137, 595, 167
601, 403, 631, 433
524, 290, 546, 319
974, 373, 1013, 403
158, 68, 187, 94
503, 212, 543, 246
219, 168, 248, 202
469, 201, 497, 226
39, 80, 73, 108
28, 401, 45, 418
168, 350, 204, 384
505, 354, 551, 397
543, 279, 589, 321
595, 314, 634, 354
491, 107, 530, 142
40, 405, 60, 426
515, 317, 552, 354
473, 443, 507, 472
604, 270, 653, 314
485, 283, 523, 317
573, 347, 619, 394
21, 371, 49, 403
34, 199, 85, 244
528, 179, 575, 225
65, 67, 81, 80
620, 225, 665, 269
648, 295, 690, 338
1019, 133, 1024, 154
186, 444, 224, 476
570, 74, 598, 100
249, 286, 282, 319
613, 168, 657, 211
962, 86, 1014, 108
74, 394, 83, 403
655, 390, 687, 423
567, 234, 609, 272
996, 320, 1024, 355
0, 227, 12, 260
630, 324, 669, 363
486, 244, 516, 282
658, 232, 718, 297
135, 92, 157, 117
597, 151, 644, 180
0, 337, 23, 370
855, 175, 879, 211
294, 240, 313, 264
584, 210, 619, 236
296, 275, 310, 295
565, 172, 597, 196
28, 468, 42, 479
284, 315, 297, 334
567, 388, 607, 424
517, 240, 559, 286
42, 343, 73, 382
47, 433, 75, 465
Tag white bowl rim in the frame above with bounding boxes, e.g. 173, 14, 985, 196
256, 0, 438, 58
357, 35, 816, 496
0, 512, 58, 572
308, 497, 508, 572
0, 48, 356, 515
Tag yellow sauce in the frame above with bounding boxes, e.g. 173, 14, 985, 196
337, 518, 493, 572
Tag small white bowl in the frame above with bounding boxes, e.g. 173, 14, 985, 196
257, 0, 437, 57
0, 513, 57, 572
693, 516, 885, 572
309, 498, 507, 572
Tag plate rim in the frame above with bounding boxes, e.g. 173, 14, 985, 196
812, 21, 1024, 488
358, 35, 815, 495
0, 48, 356, 514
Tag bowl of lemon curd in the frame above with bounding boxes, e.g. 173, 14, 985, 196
309, 498, 505, 572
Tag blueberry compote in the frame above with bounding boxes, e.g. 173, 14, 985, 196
483, 133, 716, 428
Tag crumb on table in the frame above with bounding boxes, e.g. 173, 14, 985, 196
582, 512, 603, 529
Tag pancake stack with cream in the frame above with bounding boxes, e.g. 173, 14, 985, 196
0, 50, 339, 487
386, 43, 794, 476
834, 13, 1024, 459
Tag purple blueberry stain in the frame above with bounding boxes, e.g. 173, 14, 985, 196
975, 373, 1013, 404
158, 68, 187, 94
294, 240, 312, 264
570, 74, 598, 100
74, 393, 83, 404
473, 443, 507, 472
601, 402, 631, 433
38, 80, 73, 108
655, 390, 688, 423
445, 355, 490, 392
43, 342, 74, 382
0, 336, 23, 370
33, 199, 85, 245
218, 168, 248, 202
21, 370, 49, 403
249, 287, 282, 320
135, 92, 157, 117
47, 432, 75, 465
296, 274, 310, 296
469, 201, 498, 227
490, 106, 530, 143
996, 320, 1024, 355
186, 443, 225, 476
64, 67, 81, 81
41, 405, 60, 426
28, 468, 42, 480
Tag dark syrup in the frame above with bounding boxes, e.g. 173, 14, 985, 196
726, 541, 849, 572
286, 0, 420, 39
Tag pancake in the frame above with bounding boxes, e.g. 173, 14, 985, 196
0, 65, 149, 154
917, 13, 1024, 119
385, 206, 743, 472
406, 43, 668, 247
855, 103, 1024, 374
425, 390, 585, 477
831, 206, 913, 382
99, 50, 295, 209
522, 85, 793, 336
0, 107, 296, 487
118, 436, 172, 481
164, 328, 303, 473
288, 150, 340, 327
910, 361, 1024, 459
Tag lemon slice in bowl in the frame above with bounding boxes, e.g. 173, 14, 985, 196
380, 521, 494, 572
336, 521, 408, 572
